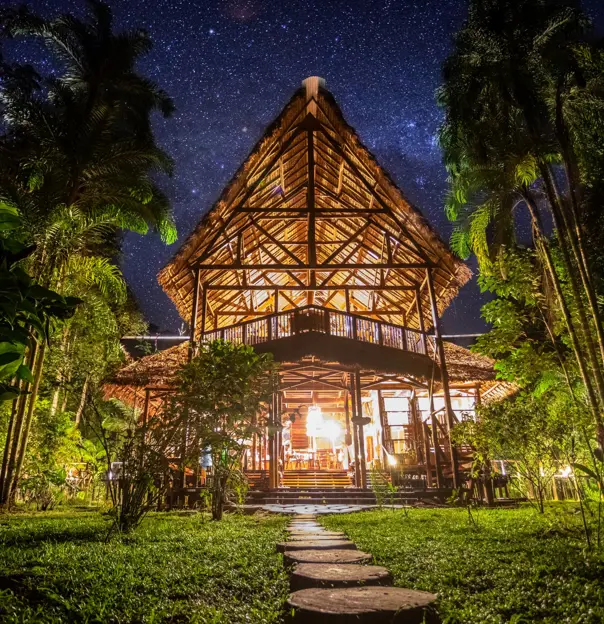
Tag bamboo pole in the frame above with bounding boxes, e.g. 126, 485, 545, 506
426, 267, 460, 489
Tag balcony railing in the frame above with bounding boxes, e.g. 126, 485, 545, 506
200, 305, 427, 355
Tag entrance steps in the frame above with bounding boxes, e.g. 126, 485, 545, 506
282, 470, 351, 489
246, 487, 428, 506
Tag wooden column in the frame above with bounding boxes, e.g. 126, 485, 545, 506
349, 377, 362, 488
141, 388, 150, 444
353, 371, 368, 490
426, 268, 460, 488
251, 412, 257, 471
188, 266, 201, 362
344, 391, 352, 446
268, 394, 276, 489
200, 283, 208, 337
415, 287, 427, 354
275, 392, 282, 488
377, 389, 388, 467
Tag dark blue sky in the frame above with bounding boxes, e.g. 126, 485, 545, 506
20, 0, 604, 334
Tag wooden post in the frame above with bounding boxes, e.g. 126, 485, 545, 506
344, 391, 352, 446
251, 412, 257, 471
409, 391, 423, 465
354, 371, 368, 489
426, 268, 460, 489
377, 389, 388, 467
275, 393, 282, 488
268, 394, 276, 489
200, 283, 207, 337
422, 422, 434, 487
349, 377, 362, 488
188, 267, 201, 362
415, 287, 427, 354
141, 388, 150, 444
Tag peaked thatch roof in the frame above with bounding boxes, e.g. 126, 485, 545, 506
157, 78, 471, 333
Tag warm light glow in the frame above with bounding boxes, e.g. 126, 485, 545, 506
322, 419, 342, 440
306, 405, 323, 436
386, 452, 397, 466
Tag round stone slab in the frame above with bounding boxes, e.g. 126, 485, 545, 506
277, 540, 356, 553
284, 549, 372, 567
287, 530, 344, 537
290, 563, 393, 591
288, 534, 347, 541
287, 586, 439, 623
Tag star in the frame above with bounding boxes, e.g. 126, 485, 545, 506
13, 0, 604, 336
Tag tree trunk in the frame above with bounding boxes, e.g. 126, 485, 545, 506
553, 93, 604, 365
9, 342, 47, 503
540, 166, 604, 430
525, 197, 603, 433
75, 376, 89, 426
0, 343, 37, 506
0, 396, 20, 503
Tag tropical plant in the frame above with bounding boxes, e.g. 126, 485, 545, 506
0, 1, 176, 505
0, 205, 79, 507
84, 396, 177, 534
163, 340, 278, 520
438, 0, 604, 445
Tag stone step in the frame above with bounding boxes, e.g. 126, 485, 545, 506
284, 548, 372, 567
277, 540, 356, 553
288, 534, 347, 541
287, 586, 439, 623
290, 563, 393, 592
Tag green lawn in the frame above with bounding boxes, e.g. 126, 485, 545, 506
0, 510, 289, 623
321, 504, 604, 624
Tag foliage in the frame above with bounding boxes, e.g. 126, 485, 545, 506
438, 0, 604, 446
0, 0, 175, 505
322, 505, 604, 623
164, 340, 278, 520
0, 204, 79, 401
0, 511, 289, 623
454, 392, 576, 513
83, 396, 178, 534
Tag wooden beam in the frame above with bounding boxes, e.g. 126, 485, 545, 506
427, 267, 459, 488
188, 266, 201, 362
196, 263, 431, 271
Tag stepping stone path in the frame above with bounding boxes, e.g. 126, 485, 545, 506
281, 515, 440, 623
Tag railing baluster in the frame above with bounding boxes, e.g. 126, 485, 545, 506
202, 305, 428, 356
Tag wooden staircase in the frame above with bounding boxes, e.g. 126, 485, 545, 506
282, 470, 351, 489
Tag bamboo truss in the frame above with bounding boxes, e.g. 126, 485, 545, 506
158, 77, 472, 335
105, 77, 518, 495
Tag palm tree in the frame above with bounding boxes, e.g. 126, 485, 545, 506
438, 0, 604, 444
0, 1, 177, 506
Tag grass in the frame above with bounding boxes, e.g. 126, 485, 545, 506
321, 504, 604, 624
0, 509, 289, 623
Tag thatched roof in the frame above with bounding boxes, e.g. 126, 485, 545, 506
105, 337, 514, 406
158, 77, 471, 334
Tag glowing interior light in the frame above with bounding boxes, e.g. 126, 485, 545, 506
386, 452, 397, 466
322, 419, 342, 440
306, 405, 323, 436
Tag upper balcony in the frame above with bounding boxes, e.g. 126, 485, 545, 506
201, 305, 433, 376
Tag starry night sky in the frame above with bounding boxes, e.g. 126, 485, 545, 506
14, 0, 604, 335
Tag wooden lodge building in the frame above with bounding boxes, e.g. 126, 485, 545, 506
107, 77, 512, 501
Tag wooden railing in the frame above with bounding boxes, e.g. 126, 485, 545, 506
200, 305, 427, 355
